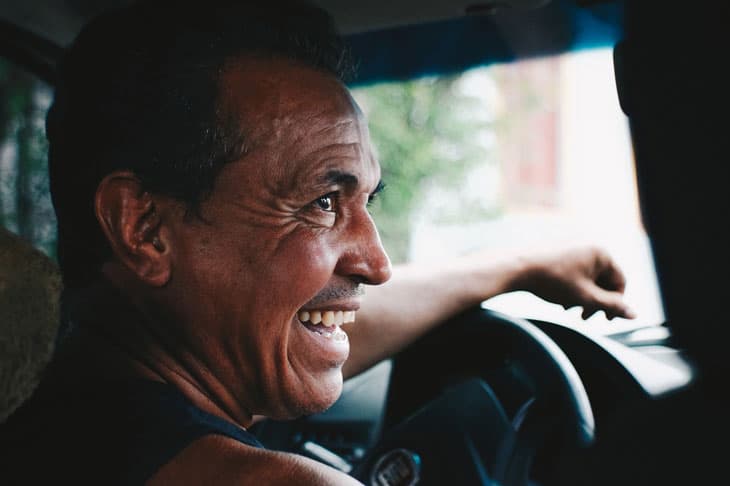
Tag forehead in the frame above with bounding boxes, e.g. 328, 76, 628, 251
220, 57, 364, 145
218, 57, 377, 185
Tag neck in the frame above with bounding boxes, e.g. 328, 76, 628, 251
61, 276, 255, 429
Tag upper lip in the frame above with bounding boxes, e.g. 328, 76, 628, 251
298, 300, 361, 313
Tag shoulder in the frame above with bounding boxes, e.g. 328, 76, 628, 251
148, 434, 363, 486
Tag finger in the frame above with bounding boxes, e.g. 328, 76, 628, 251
586, 287, 636, 319
605, 303, 637, 320
581, 306, 599, 320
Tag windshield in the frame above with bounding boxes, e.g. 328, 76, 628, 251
352, 47, 664, 335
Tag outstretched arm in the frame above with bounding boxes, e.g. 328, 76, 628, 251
342, 245, 635, 379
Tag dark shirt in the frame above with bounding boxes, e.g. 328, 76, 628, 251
1, 281, 266, 484
0, 378, 264, 485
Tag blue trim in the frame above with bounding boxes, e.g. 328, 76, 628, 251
345, 0, 624, 86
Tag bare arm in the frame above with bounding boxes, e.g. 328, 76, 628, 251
343, 245, 635, 379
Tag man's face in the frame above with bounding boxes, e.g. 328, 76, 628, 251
159, 58, 391, 420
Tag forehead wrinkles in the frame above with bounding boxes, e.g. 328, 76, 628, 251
257, 107, 373, 194
269, 107, 357, 149
280, 114, 376, 192
219, 58, 375, 191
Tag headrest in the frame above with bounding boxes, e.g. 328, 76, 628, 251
0, 227, 62, 422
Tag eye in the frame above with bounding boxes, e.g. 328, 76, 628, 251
367, 181, 385, 208
314, 193, 336, 212
367, 192, 379, 206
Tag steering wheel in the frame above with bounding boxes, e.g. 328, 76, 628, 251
350, 306, 594, 486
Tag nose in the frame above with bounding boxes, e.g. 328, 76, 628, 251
335, 210, 392, 286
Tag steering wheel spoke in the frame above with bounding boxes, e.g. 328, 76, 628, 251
353, 306, 594, 486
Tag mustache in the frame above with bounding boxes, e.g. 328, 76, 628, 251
306, 283, 364, 306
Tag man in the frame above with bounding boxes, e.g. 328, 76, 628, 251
0, 1, 633, 484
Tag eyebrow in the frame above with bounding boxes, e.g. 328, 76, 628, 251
323, 170, 359, 188
321, 170, 384, 195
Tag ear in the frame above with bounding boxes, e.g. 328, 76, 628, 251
95, 171, 172, 287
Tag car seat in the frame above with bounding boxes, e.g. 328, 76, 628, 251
0, 227, 61, 422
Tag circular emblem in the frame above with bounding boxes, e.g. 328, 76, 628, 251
369, 448, 421, 486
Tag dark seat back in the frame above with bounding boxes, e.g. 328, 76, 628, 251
0, 227, 61, 422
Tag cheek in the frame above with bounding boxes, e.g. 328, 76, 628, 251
265, 230, 339, 307
170, 223, 339, 330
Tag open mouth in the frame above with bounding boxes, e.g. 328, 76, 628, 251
297, 310, 355, 340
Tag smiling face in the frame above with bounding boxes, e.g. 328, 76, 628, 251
157, 58, 391, 420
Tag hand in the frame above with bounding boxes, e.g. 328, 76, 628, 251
517, 245, 636, 320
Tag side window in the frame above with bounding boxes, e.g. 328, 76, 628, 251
353, 48, 664, 333
0, 59, 56, 259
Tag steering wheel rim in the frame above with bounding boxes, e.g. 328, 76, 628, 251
355, 306, 594, 486
480, 307, 594, 446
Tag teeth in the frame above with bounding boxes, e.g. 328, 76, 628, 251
298, 309, 356, 326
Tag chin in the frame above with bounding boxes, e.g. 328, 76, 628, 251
275, 370, 344, 420
304, 387, 343, 416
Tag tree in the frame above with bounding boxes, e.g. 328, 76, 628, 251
352, 71, 498, 263
0, 60, 56, 258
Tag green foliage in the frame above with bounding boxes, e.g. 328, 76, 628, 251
353, 73, 496, 262
0, 60, 56, 259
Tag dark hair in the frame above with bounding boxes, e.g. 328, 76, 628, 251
47, 0, 354, 289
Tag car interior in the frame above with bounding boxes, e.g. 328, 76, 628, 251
1, 0, 727, 485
